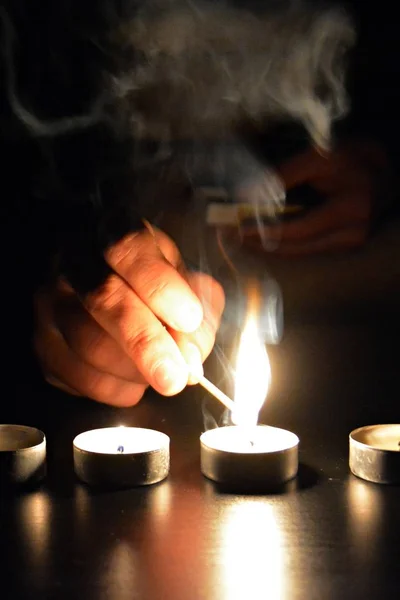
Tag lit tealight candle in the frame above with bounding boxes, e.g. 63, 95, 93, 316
200, 280, 299, 490
73, 427, 170, 488
200, 425, 299, 489
349, 424, 400, 484
0, 424, 46, 486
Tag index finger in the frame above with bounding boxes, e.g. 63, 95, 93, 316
82, 272, 190, 396
105, 229, 204, 333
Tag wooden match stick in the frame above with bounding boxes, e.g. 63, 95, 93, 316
196, 374, 235, 412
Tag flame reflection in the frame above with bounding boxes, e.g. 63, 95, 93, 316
218, 500, 284, 600
147, 481, 173, 524
74, 484, 92, 530
102, 541, 139, 600
18, 492, 51, 569
346, 478, 383, 563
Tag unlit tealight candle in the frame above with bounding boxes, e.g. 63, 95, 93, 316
73, 427, 170, 488
0, 424, 46, 486
349, 424, 400, 484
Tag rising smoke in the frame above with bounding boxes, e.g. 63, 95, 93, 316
110, 0, 355, 150
1, 1, 355, 147
0, 0, 355, 290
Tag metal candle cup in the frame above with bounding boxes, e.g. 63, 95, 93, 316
349, 424, 400, 484
200, 425, 299, 489
0, 424, 46, 486
73, 427, 170, 488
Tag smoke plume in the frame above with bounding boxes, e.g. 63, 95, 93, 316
0, 0, 355, 293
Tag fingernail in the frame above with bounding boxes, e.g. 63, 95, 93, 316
173, 303, 203, 333
153, 358, 188, 394
184, 343, 204, 382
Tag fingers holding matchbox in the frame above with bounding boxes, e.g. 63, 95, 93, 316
213, 140, 391, 257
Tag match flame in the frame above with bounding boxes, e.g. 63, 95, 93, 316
231, 280, 271, 427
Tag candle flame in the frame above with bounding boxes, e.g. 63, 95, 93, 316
231, 280, 271, 427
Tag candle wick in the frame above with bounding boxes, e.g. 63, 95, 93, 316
117, 445, 124, 454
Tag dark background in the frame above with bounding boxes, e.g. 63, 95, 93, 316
1, 2, 400, 598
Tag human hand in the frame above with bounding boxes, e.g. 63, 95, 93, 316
239, 139, 390, 256
34, 225, 225, 406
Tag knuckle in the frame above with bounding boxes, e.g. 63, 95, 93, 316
81, 334, 134, 379
124, 325, 162, 360
76, 326, 107, 364
142, 268, 170, 303
106, 232, 142, 270
155, 233, 181, 265
84, 275, 124, 315
44, 373, 60, 388
81, 370, 109, 400
56, 277, 75, 296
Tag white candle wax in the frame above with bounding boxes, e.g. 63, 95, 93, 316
73, 427, 169, 455
201, 425, 298, 454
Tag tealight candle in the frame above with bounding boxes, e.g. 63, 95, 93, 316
349, 424, 400, 484
200, 425, 299, 489
73, 427, 170, 488
0, 424, 46, 486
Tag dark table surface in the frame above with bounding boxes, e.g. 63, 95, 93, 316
2, 223, 400, 600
